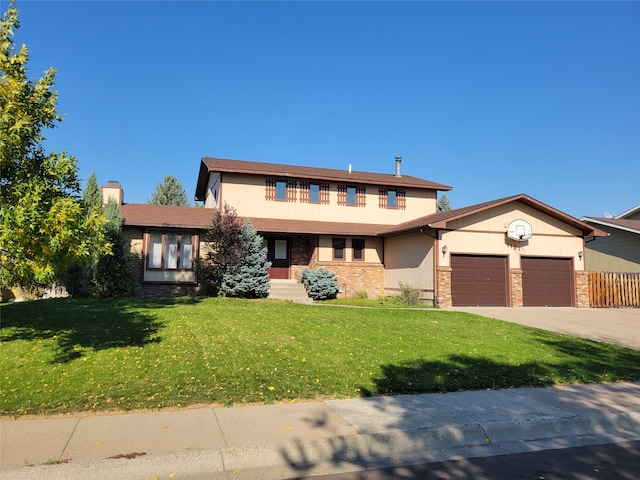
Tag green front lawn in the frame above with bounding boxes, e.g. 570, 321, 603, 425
1, 297, 639, 417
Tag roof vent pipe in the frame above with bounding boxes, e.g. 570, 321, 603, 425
395, 156, 402, 177
348, 163, 352, 173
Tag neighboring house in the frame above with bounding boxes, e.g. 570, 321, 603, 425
581, 205, 640, 273
103, 156, 606, 307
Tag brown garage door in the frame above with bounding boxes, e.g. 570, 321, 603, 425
522, 257, 573, 307
451, 255, 508, 306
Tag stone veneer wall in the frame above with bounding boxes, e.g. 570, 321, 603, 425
436, 266, 452, 308
510, 268, 523, 308
575, 270, 590, 308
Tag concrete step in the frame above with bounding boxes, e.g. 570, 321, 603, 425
268, 280, 313, 305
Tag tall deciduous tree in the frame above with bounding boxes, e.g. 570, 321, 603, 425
0, 3, 109, 289
148, 175, 189, 206
200, 203, 246, 294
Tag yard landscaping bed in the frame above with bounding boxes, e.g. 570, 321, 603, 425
1, 297, 639, 417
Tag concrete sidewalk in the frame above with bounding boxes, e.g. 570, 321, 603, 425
2, 382, 639, 480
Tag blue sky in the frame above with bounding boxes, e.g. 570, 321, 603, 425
11, 0, 640, 218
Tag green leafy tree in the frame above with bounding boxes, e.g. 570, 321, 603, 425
0, 3, 108, 290
437, 194, 452, 213
148, 175, 189, 206
222, 221, 271, 298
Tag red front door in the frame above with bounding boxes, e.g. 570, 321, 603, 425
267, 237, 290, 279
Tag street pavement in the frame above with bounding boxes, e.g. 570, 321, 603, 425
2, 382, 639, 480
297, 440, 640, 479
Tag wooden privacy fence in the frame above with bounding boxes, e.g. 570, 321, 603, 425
588, 271, 640, 308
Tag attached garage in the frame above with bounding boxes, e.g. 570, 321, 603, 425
522, 257, 573, 307
451, 255, 508, 306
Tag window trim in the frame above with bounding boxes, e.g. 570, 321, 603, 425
332, 238, 346, 260
338, 184, 366, 207
266, 178, 297, 202
378, 188, 406, 210
145, 231, 198, 271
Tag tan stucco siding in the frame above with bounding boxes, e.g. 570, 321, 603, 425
217, 173, 437, 224
446, 203, 584, 237
123, 228, 144, 256
317, 236, 383, 263
384, 232, 435, 295
440, 231, 584, 270
438, 202, 586, 270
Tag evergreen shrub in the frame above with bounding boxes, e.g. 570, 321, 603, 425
299, 268, 340, 300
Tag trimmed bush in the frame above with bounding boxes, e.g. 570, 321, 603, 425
299, 268, 340, 300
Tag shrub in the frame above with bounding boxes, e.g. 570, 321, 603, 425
398, 282, 420, 307
299, 268, 340, 300
353, 290, 368, 299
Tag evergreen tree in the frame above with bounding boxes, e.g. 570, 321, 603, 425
222, 222, 271, 298
92, 199, 132, 298
437, 194, 452, 212
82, 171, 102, 210
0, 3, 108, 289
148, 175, 189, 206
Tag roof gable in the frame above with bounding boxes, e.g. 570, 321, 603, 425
195, 157, 452, 201
580, 217, 640, 235
382, 194, 608, 238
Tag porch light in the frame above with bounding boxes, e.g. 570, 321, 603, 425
578, 251, 583, 260
442, 245, 448, 255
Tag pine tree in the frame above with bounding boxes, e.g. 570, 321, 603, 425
92, 199, 132, 298
437, 194, 452, 212
222, 222, 271, 298
82, 171, 102, 210
148, 175, 189, 206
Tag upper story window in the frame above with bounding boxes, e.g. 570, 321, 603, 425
299, 181, 330, 204
379, 188, 406, 210
147, 232, 196, 270
266, 178, 296, 202
338, 185, 366, 207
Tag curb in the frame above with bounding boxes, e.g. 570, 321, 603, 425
4, 412, 640, 480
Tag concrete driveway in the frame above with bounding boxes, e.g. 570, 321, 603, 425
448, 307, 640, 350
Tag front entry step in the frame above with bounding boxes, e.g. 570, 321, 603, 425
268, 279, 313, 305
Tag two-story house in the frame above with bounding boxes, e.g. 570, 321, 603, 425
104, 156, 606, 307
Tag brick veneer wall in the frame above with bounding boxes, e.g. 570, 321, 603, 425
314, 261, 385, 299
510, 268, 523, 308
290, 235, 317, 280
129, 256, 198, 297
575, 270, 590, 308
436, 266, 452, 308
